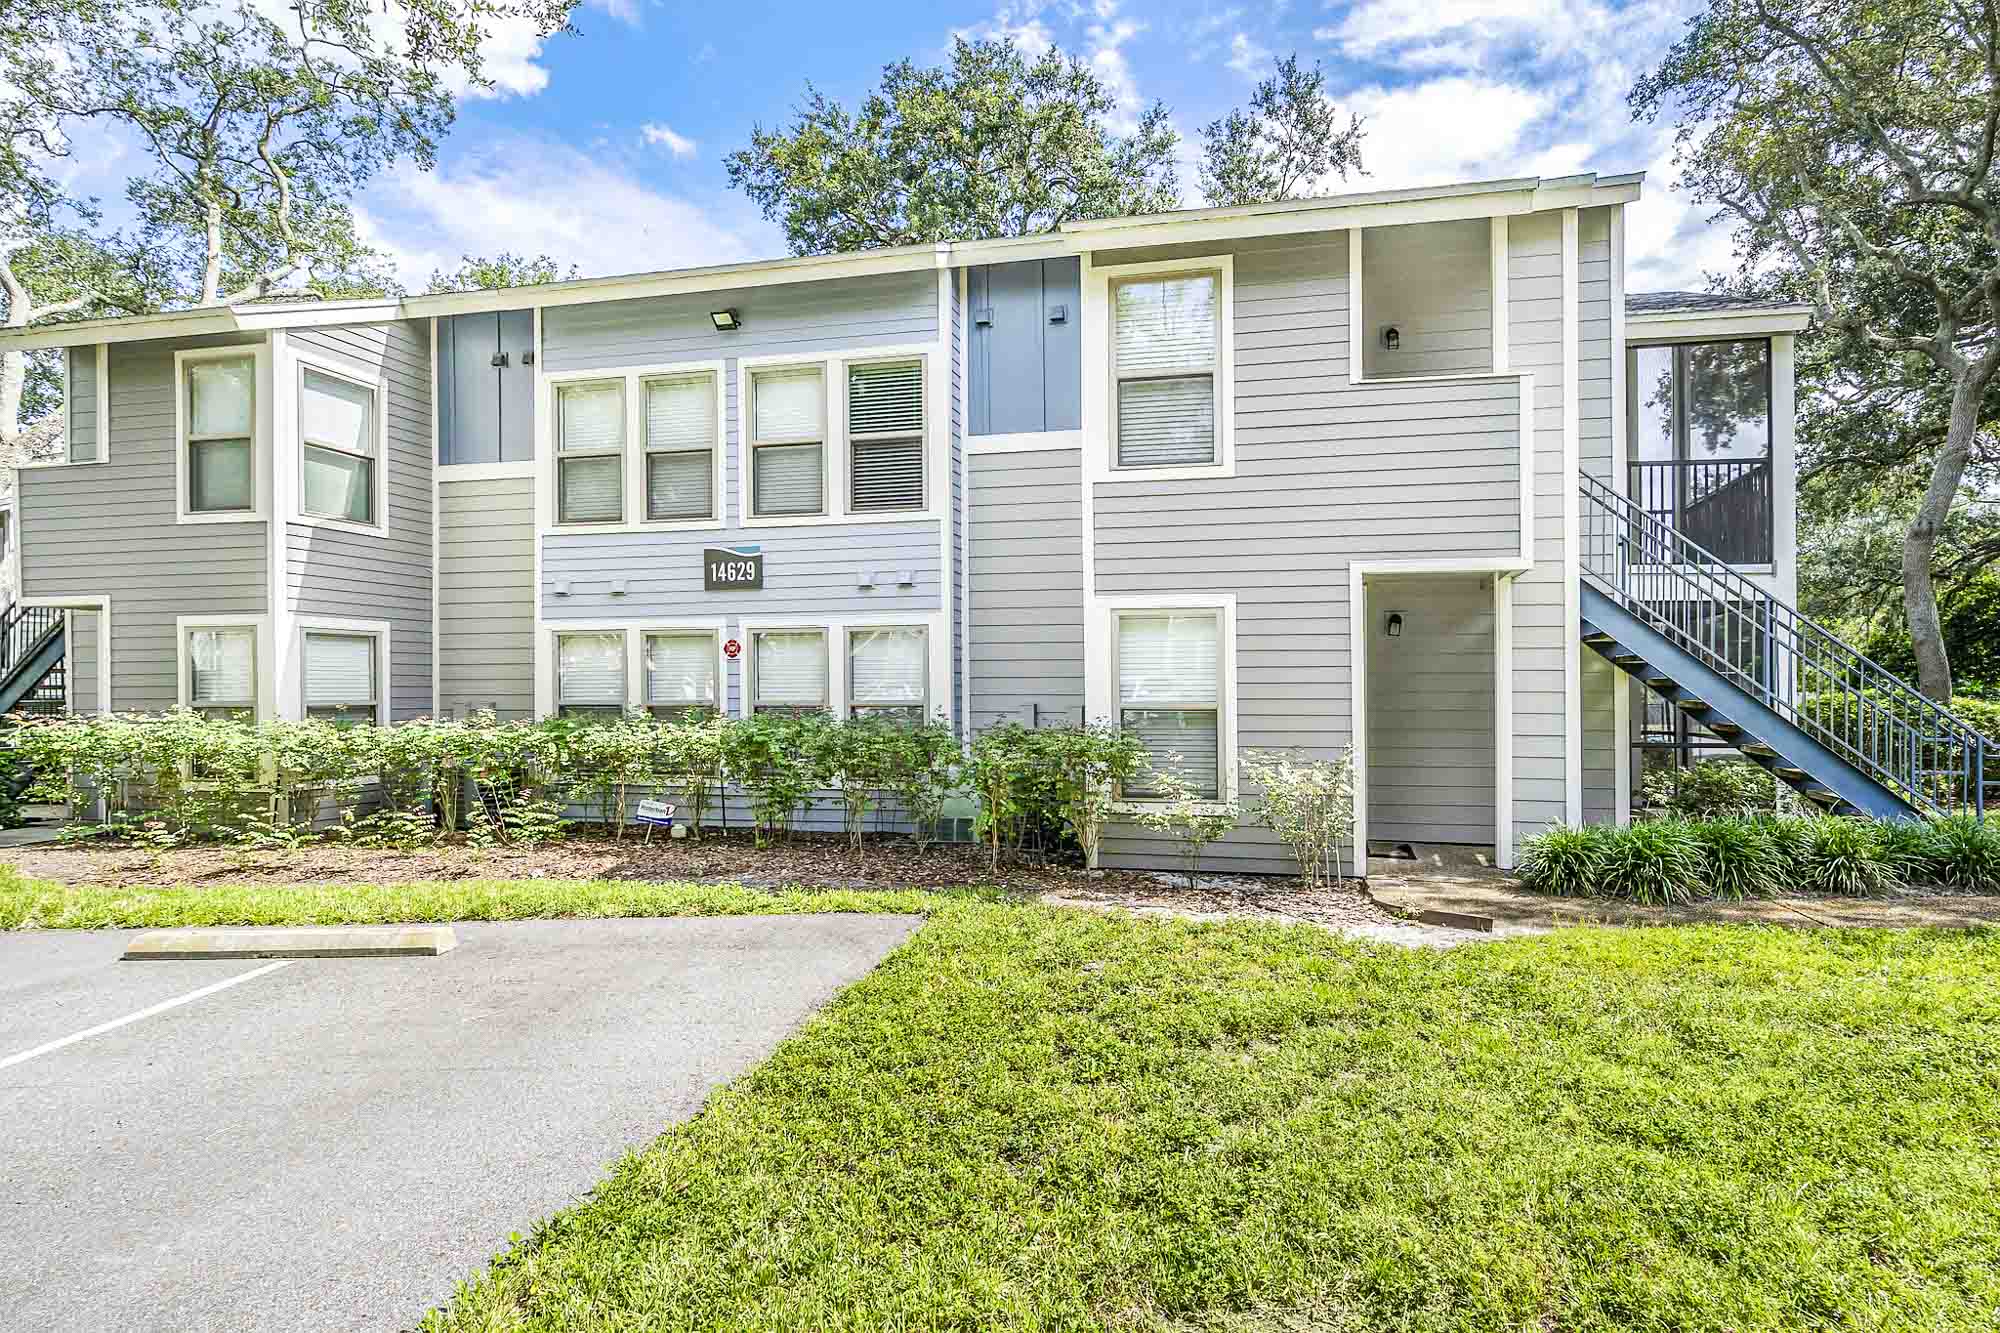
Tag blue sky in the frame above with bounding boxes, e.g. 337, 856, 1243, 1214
76, 0, 1737, 295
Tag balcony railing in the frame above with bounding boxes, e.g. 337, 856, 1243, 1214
1628, 459, 1773, 565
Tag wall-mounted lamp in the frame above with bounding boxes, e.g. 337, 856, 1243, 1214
1380, 325, 1401, 351
709, 308, 741, 332
1385, 611, 1404, 638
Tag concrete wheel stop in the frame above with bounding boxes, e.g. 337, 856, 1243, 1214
122, 925, 458, 961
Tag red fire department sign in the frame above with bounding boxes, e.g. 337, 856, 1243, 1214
723, 638, 742, 660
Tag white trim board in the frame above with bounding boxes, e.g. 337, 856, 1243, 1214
1081, 252, 1236, 484
295, 616, 394, 722
21, 595, 111, 713
175, 612, 277, 721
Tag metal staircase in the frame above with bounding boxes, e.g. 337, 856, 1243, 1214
0, 603, 67, 717
1579, 474, 1990, 821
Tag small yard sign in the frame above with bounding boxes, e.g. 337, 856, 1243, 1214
704, 545, 763, 591
635, 799, 677, 826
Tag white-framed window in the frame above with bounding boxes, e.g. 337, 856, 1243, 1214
749, 366, 826, 518
556, 380, 625, 525
302, 631, 380, 726
554, 630, 627, 718
1111, 272, 1221, 469
644, 630, 721, 718
643, 372, 717, 522
184, 354, 257, 514
847, 625, 927, 724
847, 359, 925, 513
299, 364, 382, 528
1115, 610, 1223, 799
750, 628, 829, 715
185, 626, 259, 721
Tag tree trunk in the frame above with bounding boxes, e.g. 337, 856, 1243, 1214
201, 199, 225, 306
0, 347, 24, 446
1901, 366, 1994, 701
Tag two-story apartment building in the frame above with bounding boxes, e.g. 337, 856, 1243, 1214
13, 169, 1972, 876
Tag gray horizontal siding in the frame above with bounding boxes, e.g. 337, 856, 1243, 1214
541, 270, 937, 376
439, 475, 534, 719
286, 321, 434, 720
1084, 233, 1527, 873
1367, 575, 1495, 845
68, 610, 99, 713
968, 449, 1084, 731
20, 332, 268, 712
66, 346, 97, 460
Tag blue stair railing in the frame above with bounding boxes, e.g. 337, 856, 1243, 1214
1580, 473, 1988, 819
0, 602, 65, 715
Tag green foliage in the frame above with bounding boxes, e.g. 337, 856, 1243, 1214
1521, 812, 2000, 902
1599, 818, 1710, 906
1688, 818, 1785, 901
725, 36, 1180, 256
1129, 757, 1241, 889
424, 252, 581, 295
1516, 824, 1615, 898
1028, 722, 1148, 870
1640, 759, 1785, 819
1239, 747, 1355, 887
1198, 54, 1363, 207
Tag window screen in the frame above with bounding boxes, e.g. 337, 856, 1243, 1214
304, 632, 379, 725
1117, 611, 1221, 797
752, 630, 828, 714
644, 374, 715, 521
187, 357, 255, 512
557, 382, 624, 523
751, 368, 824, 516
847, 360, 924, 512
644, 632, 719, 717
556, 631, 625, 717
1112, 275, 1218, 468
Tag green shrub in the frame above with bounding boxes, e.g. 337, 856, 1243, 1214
1517, 824, 1614, 898
1600, 818, 1710, 905
1691, 818, 1785, 901
1926, 814, 2000, 892
1869, 820, 1940, 887
1799, 816, 1897, 897
1641, 760, 1784, 819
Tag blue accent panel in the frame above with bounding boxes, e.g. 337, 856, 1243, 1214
966, 257, 1082, 436
497, 308, 535, 462
1041, 256, 1081, 430
1580, 584, 1917, 820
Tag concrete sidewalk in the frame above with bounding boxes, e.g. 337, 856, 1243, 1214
1366, 846, 2000, 933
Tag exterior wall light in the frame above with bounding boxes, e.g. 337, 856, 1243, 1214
710, 309, 741, 332
1381, 325, 1401, 351
1385, 612, 1404, 638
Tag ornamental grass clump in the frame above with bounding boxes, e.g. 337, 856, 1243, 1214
1599, 817, 1710, 905
1869, 819, 1941, 888
1690, 817, 1785, 901
1516, 824, 1614, 898
1799, 815, 1897, 897
1926, 813, 2000, 892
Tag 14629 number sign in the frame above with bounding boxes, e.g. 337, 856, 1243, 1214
703, 545, 764, 591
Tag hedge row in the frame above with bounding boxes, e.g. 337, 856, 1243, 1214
1518, 814, 2000, 905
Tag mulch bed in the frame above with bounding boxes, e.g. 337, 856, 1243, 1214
0, 830, 1396, 924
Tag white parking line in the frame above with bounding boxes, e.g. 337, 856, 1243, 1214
0, 960, 295, 1072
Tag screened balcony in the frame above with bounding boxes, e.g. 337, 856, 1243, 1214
1628, 338, 1773, 565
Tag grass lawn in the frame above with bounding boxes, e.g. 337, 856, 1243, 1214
6, 870, 1997, 1329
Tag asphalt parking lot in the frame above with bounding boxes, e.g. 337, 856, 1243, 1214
0, 914, 922, 1332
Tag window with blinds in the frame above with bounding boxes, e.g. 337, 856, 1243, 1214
301, 368, 378, 525
556, 631, 625, 718
188, 626, 256, 721
644, 632, 719, 718
186, 356, 255, 513
847, 360, 924, 512
556, 381, 625, 524
847, 626, 926, 725
1117, 611, 1221, 798
1112, 274, 1219, 469
304, 632, 379, 725
752, 629, 828, 714
643, 374, 715, 521
751, 367, 824, 517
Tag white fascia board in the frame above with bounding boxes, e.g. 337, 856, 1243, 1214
2, 300, 403, 352
1627, 308, 1813, 340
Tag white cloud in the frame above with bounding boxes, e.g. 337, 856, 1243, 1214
353, 139, 767, 290
465, 14, 554, 99
587, 0, 642, 24
1343, 77, 1552, 185
1086, 5, 1147, 134
640, 122, 697, 158
1330, 0, 1619, 68
1225, 31, 1270, 78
